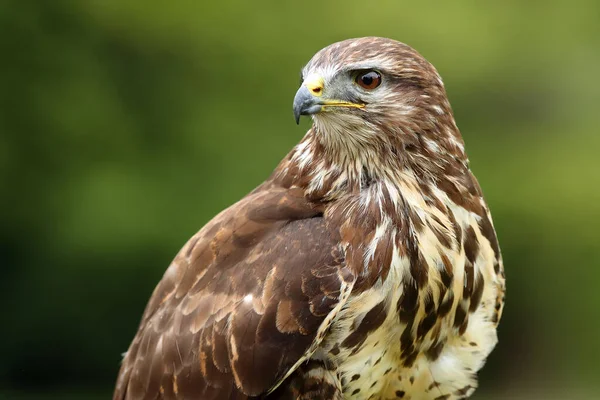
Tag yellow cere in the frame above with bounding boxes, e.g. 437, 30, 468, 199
303, 75, 325, 97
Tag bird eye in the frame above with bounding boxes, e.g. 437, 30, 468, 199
355, 70, 382, 90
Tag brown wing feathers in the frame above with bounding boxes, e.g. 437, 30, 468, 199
113, 187, 352, 399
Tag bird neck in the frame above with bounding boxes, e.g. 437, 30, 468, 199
273, 124, 471, 207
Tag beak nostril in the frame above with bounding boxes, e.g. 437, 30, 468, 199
303, 75, 325, 97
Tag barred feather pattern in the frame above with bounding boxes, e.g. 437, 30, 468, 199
114, 37, 505, 400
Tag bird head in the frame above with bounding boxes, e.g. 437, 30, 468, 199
293, 37, 464, 165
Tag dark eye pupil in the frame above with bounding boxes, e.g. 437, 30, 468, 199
356, 71, 381, 89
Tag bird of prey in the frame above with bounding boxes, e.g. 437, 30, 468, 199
114, 37, 505, 400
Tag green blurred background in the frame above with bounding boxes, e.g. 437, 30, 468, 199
1, 1, 599, 399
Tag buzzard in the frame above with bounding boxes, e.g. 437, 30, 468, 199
114, 37, 505, 400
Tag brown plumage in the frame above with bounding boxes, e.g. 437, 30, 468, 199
114, 37, 505, 400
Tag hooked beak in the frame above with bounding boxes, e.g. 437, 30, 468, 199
292, 78, 365, 124
293, 85, 321, 124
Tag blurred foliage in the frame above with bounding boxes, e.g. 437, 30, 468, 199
1, 0, 599, 398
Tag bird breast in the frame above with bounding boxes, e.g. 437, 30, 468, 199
318, 180, 501, 399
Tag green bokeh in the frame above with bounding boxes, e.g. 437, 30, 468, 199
1, 1, 599, 398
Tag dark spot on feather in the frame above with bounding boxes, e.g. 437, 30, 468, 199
463, 260, 474, 300
463, 225, 479, 264
408, 207, 424, 232
437, 292, 454, 318
402, 348, 418, 368
400, 323, 414, 353
439, 254, 454, 287
361, 166, 374, 188
424, 293, 435, 314
437, 178, 476, 214
469, 272, 485, 313
478, 214, 500, 258
409, 248, 429, 288
372, 233, 394, 285
430, 215, 452, 248
405, 143, 417, 152
418, 309, 437, 339
400, 318, 415, 356
426, 341, 444, 361
341, 301, 387, 350
453, 303, 468, 331
455, 385, 472, 396
329, 344, 340, 355
459, 319, 469, 335
494, 259, 501, 274
447, 209, 462, 244
398, 280, 419, 323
